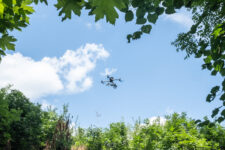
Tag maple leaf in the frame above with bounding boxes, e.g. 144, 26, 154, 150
0, 34, 17, 51
55, 0, 85, 21
89, 0, 128, 24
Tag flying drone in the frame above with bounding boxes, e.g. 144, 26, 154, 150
101, 75, 122, 89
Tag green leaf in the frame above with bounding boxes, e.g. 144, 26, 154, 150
132, 31, 142, 40
127, 34, 132, 43
220, 93, 225, 101
125, 10, 134, 22
217, 117, 225, 123
208, 122, 215, 128
198, 120, 210, 127
211, 86, 220, 94
155, 7, 164, 15
141, 25, 152, 34
0, 34, 17, 51
33, 0, 48, 5
136, 18, 147, 24
147, 13, 158, 24
211, 107, 220, 118
194, 119, 201, 124
147, 6, 155, 12
204, 55, 212, 63
220, 68, 225, 76
206, 94, 215, 102
221, 109, 225, 117
0, 2, 4, 15
88, 0, 127, 24
136, 7, 145, 18
165, 7, 175, 14
211, 70, 218, 76
0, 50, 6, 56
222, 79, 225, 91
131, 0, 140, 8
55, 0, 85, 21
173, 0, 184, 9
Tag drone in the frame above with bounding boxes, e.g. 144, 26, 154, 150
101, 75, 122, 89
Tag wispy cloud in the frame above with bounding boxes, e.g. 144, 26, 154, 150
149, 116, 166, 125
86, 23, 92, 29
140, 116, 166, 127
85, 22, 102, 30
100, 68, 117, 76
0, 43, 109, 99
164, 12, 193, 29
95, 22, 102, 30
40, 100, 55, 110
166, 107, 174, 115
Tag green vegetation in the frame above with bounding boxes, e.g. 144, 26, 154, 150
1, 87, 225, 149
0, 87, 73, 150
73, 113, 225, 150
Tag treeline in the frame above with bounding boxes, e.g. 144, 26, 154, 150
1, 87, 225, 150
73, 114, 225, 150
0, 87, 73, 150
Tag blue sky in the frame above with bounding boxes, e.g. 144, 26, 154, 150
0, 2, 223, 128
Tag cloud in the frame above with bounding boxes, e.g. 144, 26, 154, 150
140, 116, 166, 127
166, 107, 174, 115
86, 23, 92, 29
149, 116, 166, 125
0, 43, 109, 99
100, 68, 117, 76
85, 22, 102, 30
95, 22, 102, 30
40, 100, 55, 110
164, 12, 193, 28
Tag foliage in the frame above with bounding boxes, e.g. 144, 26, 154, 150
0, 86, 21, 148
103, 122, 129, 150
162, 113, 211, 149
131, 118, 164, 149
3, 88, 43, 150
0, 0, 42, 60
73, 113, 225, 150
198, 117, 225, 149
46, 105, 74, 150
0, 87, 74, 150
40, 108, 58, 148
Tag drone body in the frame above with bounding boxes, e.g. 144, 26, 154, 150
101, 75, 122, 89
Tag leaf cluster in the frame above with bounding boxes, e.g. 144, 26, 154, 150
73, 113, 225, 150
0, 87, 74, 150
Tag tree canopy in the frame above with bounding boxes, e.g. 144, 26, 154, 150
0, 87, 74, 149
0, 0, 225, 123
73, 113, 225, 150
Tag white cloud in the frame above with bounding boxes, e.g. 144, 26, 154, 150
164, 12, 193, 28
100, 68, 117, 76
140, 116, 166, 127
86, 23, 92, 29
95, 22, 102, 30
40, 100, 55, 110
0, 43, 109, 99
166, 107, 174, 115
85, 22, 102, 30
149, 116, 166, 125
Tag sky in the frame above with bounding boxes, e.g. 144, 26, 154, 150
0, 1, 223, 128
